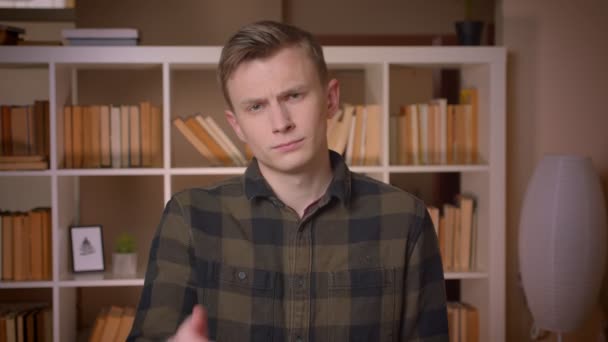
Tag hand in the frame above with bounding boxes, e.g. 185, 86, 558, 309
169, 305, 209, 342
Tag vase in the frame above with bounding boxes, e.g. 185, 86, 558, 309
455, 20, 484, 46
112, 252, 137, 277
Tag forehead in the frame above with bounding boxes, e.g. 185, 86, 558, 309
227, 46, 318, 87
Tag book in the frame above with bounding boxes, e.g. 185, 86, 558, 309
100, 105, 112, 167
0, 161, 48, 171
350, 105, 364, 165
63, 106, 73, 168
1, 105, 12, 155
99, 306, 123, 341
72, 106, 84, 168
129, 105, 141, 167
202, 115, 247, 166
10, 106, 28, 156
139, 102, 152, 167
29, 211, 43, 281
364, 105, 381, 166
110, 106, 121, 168
331, 105, 354, 156
89, 308, 108, 342
187, 116, 231, 166
114, 307, 135, 342
150, 105, 163, 167
173, 117, 218, 165
62, 28, 138, 39
2, 214, 13, 280
120, 105, 130, 168
90, 105, 102, 168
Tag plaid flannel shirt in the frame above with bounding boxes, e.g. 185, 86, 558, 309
128, 150, 448, 341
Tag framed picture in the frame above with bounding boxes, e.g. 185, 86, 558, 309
70, 225, 105, 273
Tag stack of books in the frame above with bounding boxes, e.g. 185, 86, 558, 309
62, 28, 139, 46
173, 114, 250, 166
0, 302, 52, 342
0, 101, 50, 170
0, 24, 25, 45
327, 104, 382, 166
447, 302, 479, 342
1, 208, 53, 281
88, 306, 135, 342
426, 194, 477, 272
390, 88, 480, 165
62, 102, 162, 168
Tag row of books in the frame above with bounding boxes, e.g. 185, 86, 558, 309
89, 306, 134, 342
1, 209, 52, 281
0, 102, 50, 170
0, 303, 52, 342
390, 88, 479, 165
427, 194, 476, 272
327, 104, 381, 166
62, 102, 162, 169
447, 301, 479, 342
173, 114, 251, 166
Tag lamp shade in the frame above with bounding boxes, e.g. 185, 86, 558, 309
519, 155, 607, 332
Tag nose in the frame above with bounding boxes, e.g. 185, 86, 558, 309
270, 103, 294, 134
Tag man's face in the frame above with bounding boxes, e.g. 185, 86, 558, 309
225, 45, 339, 175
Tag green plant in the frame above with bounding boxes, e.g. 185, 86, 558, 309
115, 233, 136, 253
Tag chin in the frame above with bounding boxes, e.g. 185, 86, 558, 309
261, 150, 316, 174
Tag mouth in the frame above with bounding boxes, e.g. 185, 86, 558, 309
273, 138, 305, 150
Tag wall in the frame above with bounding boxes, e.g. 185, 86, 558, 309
75, 0, 282, 45
500, 0, 608, 340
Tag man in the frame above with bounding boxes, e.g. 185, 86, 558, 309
128, 20, 448, 341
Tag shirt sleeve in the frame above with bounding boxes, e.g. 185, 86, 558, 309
127, 195, 199, 341
399, 203, 449, 341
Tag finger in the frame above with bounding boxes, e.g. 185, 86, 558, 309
191, 304, 209, 338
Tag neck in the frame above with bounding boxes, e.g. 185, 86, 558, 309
258, 152, 333, 218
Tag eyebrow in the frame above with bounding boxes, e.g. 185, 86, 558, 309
238, 84, 308, 107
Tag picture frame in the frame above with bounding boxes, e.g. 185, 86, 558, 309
69, 225, 105, 273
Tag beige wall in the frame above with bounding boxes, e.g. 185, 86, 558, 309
501, 0, 608, 340
287, 0, 494, 35
74, 0, 495, 44
75, 0, 282, 45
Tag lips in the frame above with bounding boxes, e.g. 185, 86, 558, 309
273, 138, 304, 150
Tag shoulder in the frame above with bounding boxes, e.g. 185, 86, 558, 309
349, 172, 426, 216
170, 175, 245, 209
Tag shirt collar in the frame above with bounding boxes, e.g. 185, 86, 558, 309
243, 149, 351, 206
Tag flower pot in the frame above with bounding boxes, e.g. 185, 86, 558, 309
455, 20, 484, 46
112, 252, 137, 277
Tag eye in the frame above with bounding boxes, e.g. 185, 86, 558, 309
248, 103, 263, 112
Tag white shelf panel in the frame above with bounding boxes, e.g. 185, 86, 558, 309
348, 166, 385, 174
56, 168, 166, 176
0, 170, 52, 177
0, 46, 506, 66
170, 167, 246, 175
388, 164, 489, 173
444, 272, 488, 280
59, 271, 145, 287
0, 281, 54, 288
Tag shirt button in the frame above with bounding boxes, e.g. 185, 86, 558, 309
238, 271, 247, 280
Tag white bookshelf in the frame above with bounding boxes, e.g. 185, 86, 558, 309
0, 46, 506, 342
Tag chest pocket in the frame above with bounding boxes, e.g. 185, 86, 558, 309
200, 262, 277, 342
328, 267, 396, 342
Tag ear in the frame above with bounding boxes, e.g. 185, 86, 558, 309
326, 78, 340, 119
225, 109, 247, 143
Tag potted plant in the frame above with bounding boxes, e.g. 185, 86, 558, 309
455, 0, 484, 45
112, 232, 137, 277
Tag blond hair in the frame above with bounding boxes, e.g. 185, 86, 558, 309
218, 20, 328, 109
